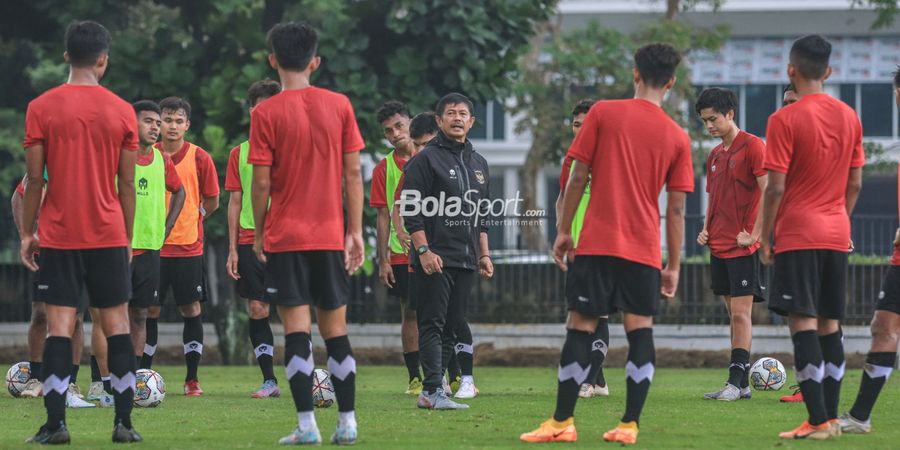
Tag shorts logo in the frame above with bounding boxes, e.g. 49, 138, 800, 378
782, 294, 793, 300
266, 287, 278, 294
153, 290, 158, 298
879, 291, 886, 300
577, 296, 589, 303
449, 168, 457, 179
474, 170, 485, 184
741, 280, 748, 287
37, 284, 49, 290
196, 285, 202, 293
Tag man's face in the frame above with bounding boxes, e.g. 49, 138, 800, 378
137, 110, 161, 147
381, 113, 411, 150
161, 108, 190, 142
782, 90, 800, 107
436, 103, 475, 142
698, 107, 734, 138
412, 132, 436, 153
571, 113, 587, 136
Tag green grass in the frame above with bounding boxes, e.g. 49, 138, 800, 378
2, 365, 900, 448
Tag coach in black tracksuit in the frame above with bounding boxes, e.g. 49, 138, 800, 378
400, 92, 493, 405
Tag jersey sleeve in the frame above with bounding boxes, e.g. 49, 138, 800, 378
225, 147, 242, 192
196, 149, 220, 198
666, 133, 695, 192
23, 102, 45, 149
248, 109, 274, 166
559, 156, 574, 191
850, 116, 865, 168
567, 107, 600, 166
342, 97, 366, 153
764, 113, 792, 174
369, 159, 388, 208
163, 154, 183, 192
748, 135, 767, 177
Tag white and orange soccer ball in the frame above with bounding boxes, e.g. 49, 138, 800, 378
133, 369, 166, 407
6, 362, 31, 397
749, 357, 787, 391
312, 368, 336, 408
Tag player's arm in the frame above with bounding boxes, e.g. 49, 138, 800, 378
251, 164, 271, 262
553, 159, 588, 269
118, 146, 137, 260
391, 201, 409, 252
226, 190, 242, 280
11, 189, 23, 236
758, 171, 786, 265
20, 146, 46, 271
199, 152, 219, 218
165, 186, 185, 239
740, 174, 768, 246
343, 151, 364, 274
844, 167, 863, 216
662, 191, 686, 298
478, 231, 493, 279
375, 206, 394, 287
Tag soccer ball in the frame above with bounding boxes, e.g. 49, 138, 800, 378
133, 369, 165, 407
749, 357, 787, 391
6, 362, 31, 397
312, 368, 336, 408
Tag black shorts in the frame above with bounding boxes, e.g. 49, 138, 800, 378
37, 247, 131, 309
388, 264, 410, 300
769, 250, 848, 319
566, 255, 660, 317
876, 265, 900, 315
710, 252, 767, 302
263, 251, 349, 309
30, 254, 41, 302
158, 255, 206, 306
130, 251, 160, 309
237, 244, 266, 301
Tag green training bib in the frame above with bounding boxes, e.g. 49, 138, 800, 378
385, 151, 408, 255
238, 141, 256, 230
569, 162, 591, 248
133, 148, 167, 250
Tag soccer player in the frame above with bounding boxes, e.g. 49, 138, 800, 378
782, 84, 800, 107
554, 99, 611, 399
758, 35, 863, 440
142, 96, 220, 398
837, 67, 900, 434
695, 87, 767, 402
370, 100, 423, 395
521, 43, 693, 445
20, 20, 141, 443
225, 79, 282, 399
249, 22, 365, 445
400, 92, 494, 409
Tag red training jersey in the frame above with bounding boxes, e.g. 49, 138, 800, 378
764, 93, 864, 254
706, 130, 766, 258
567, 99, 694, 269
248, 87, 365, 252
134, 150, 183, 257
370, 152, 410, 265
157, 141, 220, 257
559, 155, 575, 191
225, 146, 255, 246
24, 84, 138, 249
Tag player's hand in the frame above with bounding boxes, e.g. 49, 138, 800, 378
20, 234, 39, 272
253, 235, 267, 264
378, 259, 395, 288
736, 229, 757, 248
759, 239, 774, 266
396, 230, 412, 253
344, 231, 364, 274
697, 228, 709, 246
226, 250, 241, 280
849, 238, 855, 252
478, 256, 494, 279
420, 251, 443, 275
552, 232, 574, 271
660, 266, 679, 298
894, 228, 900, 247
126, 243, 133, 263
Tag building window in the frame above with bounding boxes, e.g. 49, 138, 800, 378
469, 101, 506, 141
860, 83, 894, 137
469, 102, 488, 140
840, 84, 857, 109
744, 84, 777, 137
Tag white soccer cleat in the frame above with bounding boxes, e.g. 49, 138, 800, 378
20, 379, 42, 398
838, 412, 872, 434
66, 391, 96, 408
86, 381, 105, 401
592, 384, 609, 397
454, 377, 477, 399
578, 383, 594, 398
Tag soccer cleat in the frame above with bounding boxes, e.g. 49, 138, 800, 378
778, 421, 834, 439
184, 379, 204, 396
112, 422, 143, 443
442, 376, 453, 395
96, 393, 115, 408
416, 388, 469, 410
87, 381, 105, 401
603, 421, 639, 444
66, 390, 96, 408
519, 418, 577, 443
838, 412, 871, 434
704, 382, 740, 401
740, 386, 752, 400
578, 383, 594, 398
593, 384, 609, 397
779, 385, 803, 403
278, 427, 322, 445
405, 377, 423, 395
20, 378, 43, 398
68, 383, 84, 399
330, 423, 358, 445
252, 379, 281, 398
449, 375, 461, 394
26, 423, 70, 445
454, 377, 477, 399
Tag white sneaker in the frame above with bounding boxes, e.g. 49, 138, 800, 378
578, 383, 594, 398
68, 383, 84, 399
592, 384, 609, 397
838, 412, 872, 434
20, 379, 42, 398
454, 377, 477, 399
87, 382, 105, 401
66, 391, 96, 408
442, 376, 453, 395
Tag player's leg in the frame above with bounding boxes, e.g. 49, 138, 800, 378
172, 255, 205, 395
587, 315, 610, 397
448, 270, 477, 399
90, 307, 111, 394
142, 305, 160, 369
440, 328, 457, 393
65, 314, 90, 407
129, 307, 148, 368
841, 310, 900, 433
129, 250, 158, 369
705, 255, 740, 400
395, 264, 422, 393
239, 243, 278, 397
818, 251, 848, 426
22, 301, 47, 397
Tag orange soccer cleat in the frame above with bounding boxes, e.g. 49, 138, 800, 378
519, 418, 577, 443
779, 385, 804, 403
778, 420, 836, 440
603, 421, 639, 444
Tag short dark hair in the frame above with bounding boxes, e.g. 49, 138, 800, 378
893, 65, 900, 88
375, 100, 411, 124
694, 87, 737, 116
266, 22, 318, 71
634, 43, 682, 88
159, 97, 192, 119
65, 20, 111, 68
410, 112, 439, 139
783, 83, 796, 95
571, 99, 595, 117
247, 79, 281, 107
435, 93, 474, 116
133, 100, 160, 116
790, 35, 831, 80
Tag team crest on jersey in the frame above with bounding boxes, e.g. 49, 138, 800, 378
474, 170, 485, 184
729, 159, 736, 168
711, 164, 717, 172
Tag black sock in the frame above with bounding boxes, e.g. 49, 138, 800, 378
623, 328, 655, 424
326, 335, 356, 413
792, 330, 828, 425
403, 351, 422, 381
182, 315, 204, 382
588, 319, 609, 386
29, 361, 43, 381
455, 322, 474, 377
90, 355, 101, 383
107, 334, 135, 429
849, 352, 895, 422
135, 356, 142, 368
42, 336, 71, 431
728, 348, 750, 387
249, 317, 276, 383
448, 349, 461, 380
819, 331, 845, 420
141, 318, 158, 369
70, 364, 79, 385
284, 332, 314, 413
553, 329, 592, 422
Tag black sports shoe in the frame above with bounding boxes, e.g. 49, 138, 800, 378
26, 423, 71, 445
112, 422, 143, 443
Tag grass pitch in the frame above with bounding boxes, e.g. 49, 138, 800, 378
2, 365, 899, 448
